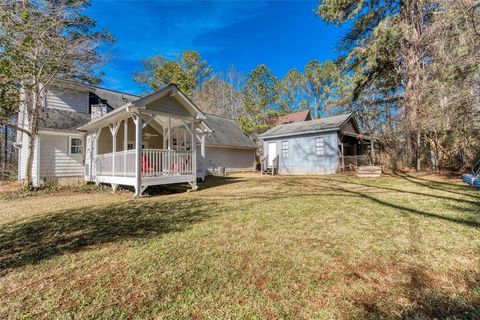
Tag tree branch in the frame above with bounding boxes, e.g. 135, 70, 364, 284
0, 120, 31, 136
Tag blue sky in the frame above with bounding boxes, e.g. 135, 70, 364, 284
89, 0, 347, 95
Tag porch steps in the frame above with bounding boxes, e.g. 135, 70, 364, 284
356, 166, 382, 177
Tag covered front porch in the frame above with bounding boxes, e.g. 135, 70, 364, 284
337, 132, 379, 171
80, 85, 209, 196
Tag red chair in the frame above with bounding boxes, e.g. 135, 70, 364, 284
141, 154, 157, 175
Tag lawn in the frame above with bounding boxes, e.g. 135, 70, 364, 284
0, 173, 479, 319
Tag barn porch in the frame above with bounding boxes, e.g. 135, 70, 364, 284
79, 85, 209, 197
338, 132, 379, 171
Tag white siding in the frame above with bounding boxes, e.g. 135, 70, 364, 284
203, 146, 255, 173
39, 134, 84, 179
146, 96, 191, 118
46, 86, 89, 113
19, 134, 40, 186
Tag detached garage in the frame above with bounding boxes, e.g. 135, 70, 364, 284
201, 114, 256, 174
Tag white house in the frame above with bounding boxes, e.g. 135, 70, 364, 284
15, 80, 256, 196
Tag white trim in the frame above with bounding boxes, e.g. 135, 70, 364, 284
39, 129, 86, 136
69, 136, 84, 156
315, 136, 325, 156
97, 175, 136, 186
260, 128, 339, 140
281, 140, 288, 158
204, 144, 256, 150
143, 174, 196, 186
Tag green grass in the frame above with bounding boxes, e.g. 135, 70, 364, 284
0, 173, 479, 319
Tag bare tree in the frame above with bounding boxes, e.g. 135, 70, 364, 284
0, 0, 112, 188
192, 66, 245, 119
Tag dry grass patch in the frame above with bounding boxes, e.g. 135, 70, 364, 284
0, 173, 479, 319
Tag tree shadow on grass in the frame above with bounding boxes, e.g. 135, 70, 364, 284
356, 266, 480, 319
354, 213, 480, 319
143, 175, 245, 196
278, 177, 480, 228
393, 173, 480, 199
0, 198, 215, 276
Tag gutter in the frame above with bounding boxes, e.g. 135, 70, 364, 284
259, 128, 340, 140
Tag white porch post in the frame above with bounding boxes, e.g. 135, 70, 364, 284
183, 130, 186, 151
201, 132, 206, 181
94, 128, 101, 181
176, 128, 180, 151
163, 129, 166, 149
191, 120, 197, 190
134, 114, 143, 197
168, 116, 171, 150
109, 122, 120, 177
124, 118, 128, 176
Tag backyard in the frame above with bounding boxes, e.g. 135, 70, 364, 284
0, 173, 479, 319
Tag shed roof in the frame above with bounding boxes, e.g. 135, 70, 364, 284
259, 113, 353, 139
203, 114, 256, 149
267, 110, 312, 125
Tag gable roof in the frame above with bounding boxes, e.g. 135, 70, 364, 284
267, 110, 312, 125
259, 113, 354, 139
134, 84, 206, 120
202, 114, 256, 149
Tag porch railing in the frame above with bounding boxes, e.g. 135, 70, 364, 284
338, 155, 379, 172
142, 149, 193, 177
95, 149, 193, 178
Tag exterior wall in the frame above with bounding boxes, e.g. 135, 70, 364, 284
341, 119, 358, 134
39, 133, 85, 182
46, 86, 89, 113
147, 96, 191, 118
202, 146, 256, 173
263, 131, 340, 175
18, 134, 40, 185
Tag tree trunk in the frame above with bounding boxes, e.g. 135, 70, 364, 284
2, 124, 6, 174
401, 0, 424, 171
24, 88, 40, 189
416, 131, 421, 171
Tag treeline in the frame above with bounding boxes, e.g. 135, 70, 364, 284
133, 51, 340, 135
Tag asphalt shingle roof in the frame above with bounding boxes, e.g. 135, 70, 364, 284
38, 108, 92, 131
267, 110, 311, 125
260, 113, 352, 139
203, 114, 256, 149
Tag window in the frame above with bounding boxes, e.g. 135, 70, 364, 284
315, 137, 325, 156
70, 138, 83, 155
281, 141, 288, 158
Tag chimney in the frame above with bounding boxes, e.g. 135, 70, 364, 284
91, 103, 108, 120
